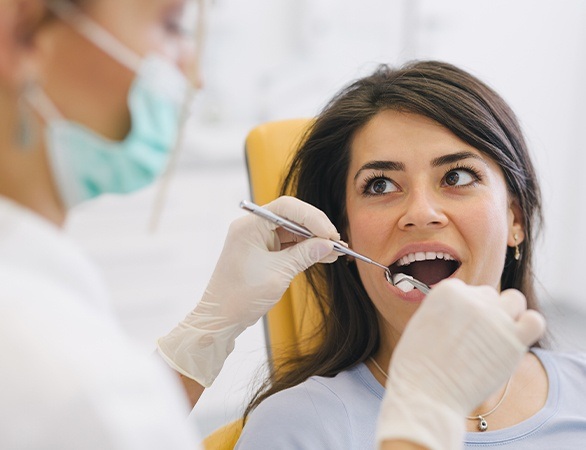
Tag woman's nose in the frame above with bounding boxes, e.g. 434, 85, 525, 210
397, 188, 448, 230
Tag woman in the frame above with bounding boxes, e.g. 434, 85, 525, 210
0, 1, 542, 449
236, 61, 581, 449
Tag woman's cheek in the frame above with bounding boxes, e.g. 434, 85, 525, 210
464, 204, 510, 286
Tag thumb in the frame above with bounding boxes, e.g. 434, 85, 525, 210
515, 310, 546, 347
279, 238, 336, 275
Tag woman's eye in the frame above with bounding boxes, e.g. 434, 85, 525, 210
443, 169, 477, 187
365, 178, 397, 195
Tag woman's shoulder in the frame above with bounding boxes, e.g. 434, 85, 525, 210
251, 362, 382, 414
236, 363, 382, 449
243, 365, 369, 426
532, 347, 586, 389
533, 347, 586, 370
236, 378, 349, 449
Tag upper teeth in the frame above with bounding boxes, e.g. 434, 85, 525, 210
397, 251, 455, 267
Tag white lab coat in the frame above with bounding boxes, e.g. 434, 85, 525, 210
0, 196, 201, 449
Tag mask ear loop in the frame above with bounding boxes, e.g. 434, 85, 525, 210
148, 0, 207, 233
47, 0, 142, 72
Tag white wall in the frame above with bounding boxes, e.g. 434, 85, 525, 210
192, 0, 586, 334
194, 0, 586, 298
67, 0, 586, 439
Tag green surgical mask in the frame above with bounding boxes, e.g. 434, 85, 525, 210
33, 2, 192, 209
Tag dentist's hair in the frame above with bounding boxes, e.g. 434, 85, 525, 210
245, 60, 543, 419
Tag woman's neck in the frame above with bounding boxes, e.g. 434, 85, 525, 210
368, 348, 548, 434
465, 351, 547, 433
0, 102, 66, 226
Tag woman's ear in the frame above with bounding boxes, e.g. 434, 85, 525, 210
507, 199, 525, 247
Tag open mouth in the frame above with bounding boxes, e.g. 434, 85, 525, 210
388, 251, 461, 287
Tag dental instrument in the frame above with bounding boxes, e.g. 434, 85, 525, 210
239, 200, 430, 294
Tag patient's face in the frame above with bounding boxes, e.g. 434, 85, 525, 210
344, 110, 519, 339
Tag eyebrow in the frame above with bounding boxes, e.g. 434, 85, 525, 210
430, 151, 488, 168
353, 151, 487, 182
353, 161, 405, 182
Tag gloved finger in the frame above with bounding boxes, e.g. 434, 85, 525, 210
229, 212, 280, 250
275, 229, 339, 263
276, 227, 305, 249
319, 251, 340, 264
265, 196, 340, 240
514, 309, 546, 347
277, 238, 336, 275
472, 284, 500, 304
498, 289, 527, 320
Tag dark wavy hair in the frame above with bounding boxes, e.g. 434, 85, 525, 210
245, 60, 543, 419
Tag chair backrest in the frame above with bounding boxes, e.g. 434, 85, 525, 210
202, 419, 243, 450
203, 118, 319, 450
244, 118, 324, 369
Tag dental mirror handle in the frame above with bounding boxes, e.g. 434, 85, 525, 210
240, 200, 314, 239
240, 200, 384, 266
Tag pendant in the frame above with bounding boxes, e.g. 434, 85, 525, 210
478, 416, 488, 432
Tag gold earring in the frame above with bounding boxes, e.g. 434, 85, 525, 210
514, 234, 521, 261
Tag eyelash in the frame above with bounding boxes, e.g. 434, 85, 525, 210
361, 165, 483, 197
361, 171, 395, 197
444, 164, 483, 187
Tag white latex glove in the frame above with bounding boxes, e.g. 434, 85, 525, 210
376, 278, 546, 450
157, 196, 340, 387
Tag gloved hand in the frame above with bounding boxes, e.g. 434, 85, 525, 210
376, 279, 546, 450
157, 196, 340, 387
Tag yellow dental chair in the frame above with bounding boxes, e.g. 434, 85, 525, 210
203, 118, 321, 450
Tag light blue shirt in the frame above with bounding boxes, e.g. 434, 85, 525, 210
236, 349, 586, 449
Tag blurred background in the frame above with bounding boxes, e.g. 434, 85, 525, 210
65, 0, 586, 439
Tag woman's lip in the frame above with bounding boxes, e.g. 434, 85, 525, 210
389, 283, 426, 301
388, 242, 461, 267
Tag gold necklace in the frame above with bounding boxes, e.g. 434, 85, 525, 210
368, 356, 512, 432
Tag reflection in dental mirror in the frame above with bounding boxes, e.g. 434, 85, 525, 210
392, 273, 416, 293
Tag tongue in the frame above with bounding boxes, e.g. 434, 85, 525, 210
408, 260, 455, 285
